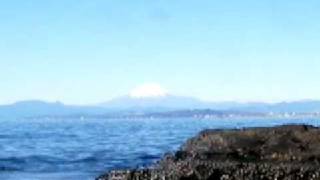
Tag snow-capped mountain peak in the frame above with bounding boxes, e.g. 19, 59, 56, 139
129, 83, 168, 98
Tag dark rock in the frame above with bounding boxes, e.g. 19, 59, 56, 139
97, 125, 320, 180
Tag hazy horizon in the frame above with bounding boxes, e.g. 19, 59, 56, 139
1, 1, 320, 104
2, 88, 320, 107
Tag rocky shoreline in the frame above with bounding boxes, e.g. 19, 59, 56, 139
97, 125, 320, 180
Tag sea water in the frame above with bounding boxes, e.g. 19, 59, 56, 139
0, 117, 319, 180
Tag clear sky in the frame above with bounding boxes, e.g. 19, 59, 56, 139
1, 0, 320, 104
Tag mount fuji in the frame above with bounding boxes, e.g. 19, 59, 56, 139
1, 83, 320, 119
99, 83, 210, 111
99, 94, 209, 111
98, 84, 320, 113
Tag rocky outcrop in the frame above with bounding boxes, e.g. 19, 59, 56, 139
97, 125, 320, 180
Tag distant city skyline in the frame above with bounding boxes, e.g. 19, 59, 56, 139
1, 1, 320, 104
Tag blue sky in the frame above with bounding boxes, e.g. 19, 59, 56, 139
1, 0, 320, 104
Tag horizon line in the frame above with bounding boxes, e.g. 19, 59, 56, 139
1, 97, 320, 106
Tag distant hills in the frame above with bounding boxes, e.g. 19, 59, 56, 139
100, 95, 320, 113
0, 100, 108, 119
227, 100, 320, 113
0, 96, 320, 119
99, 95, 208, 111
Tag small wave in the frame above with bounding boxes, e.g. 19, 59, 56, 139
0, 166, 21, 172
0, 134, 13, 139
0, 157, 26, 164
70, 156, 99, 163
25, 155, 65, 164
0, 157, 25, 172
0, 155, 66, 167
138, 154, 160, 160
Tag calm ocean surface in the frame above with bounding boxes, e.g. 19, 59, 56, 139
0, 117, 319, 180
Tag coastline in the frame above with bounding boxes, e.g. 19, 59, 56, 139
97, 125, 320, 180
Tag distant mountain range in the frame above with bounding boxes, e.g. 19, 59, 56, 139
100, 95, 320, 113
228, 100, 320, 113
1, 95, 320, 119
0, 100, 108, 119
99, 95, 207, 111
